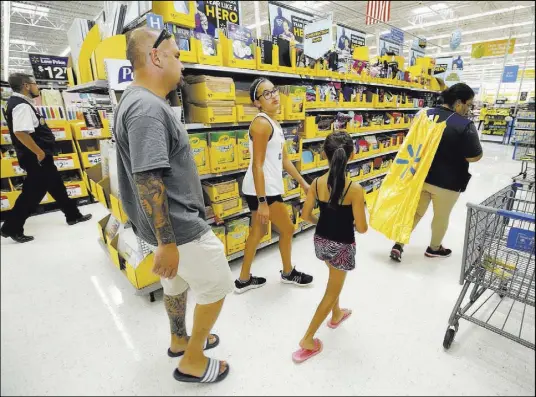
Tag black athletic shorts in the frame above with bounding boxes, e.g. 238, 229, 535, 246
244, 195, 284, 212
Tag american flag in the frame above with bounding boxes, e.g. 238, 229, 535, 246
365, 1, 391, 25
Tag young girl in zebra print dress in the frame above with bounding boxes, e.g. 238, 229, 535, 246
292, 131, 368, 363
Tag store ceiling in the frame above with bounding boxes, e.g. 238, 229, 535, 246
1, 1, 534, 84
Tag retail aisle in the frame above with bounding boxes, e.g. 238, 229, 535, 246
1, 142, 534, 396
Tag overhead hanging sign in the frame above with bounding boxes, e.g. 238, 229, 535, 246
450, 29, 462, 50
471, 38, 516, 59
194, 1, 241, 37
445, 56, 463, 87
268, 1, 314, 44
104, 59, 133, 91
336, 24, 366, 52
378, 36, 402, 57
517, 69, 535, 81
29, 53, 69, 81
382, 27, 404, 45
304, 16, 334, 60
502, 65, 519, 83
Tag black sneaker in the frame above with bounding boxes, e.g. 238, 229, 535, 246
390, 244, 403, 262
425, 245, 452, 258
1, 230, 34, 243
67, 213, 92, 226
280, 268, 313, 286
234, 275, 266, 294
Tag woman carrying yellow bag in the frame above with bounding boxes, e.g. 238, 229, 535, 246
390, 84, 483, 262
369, 84, 483, 262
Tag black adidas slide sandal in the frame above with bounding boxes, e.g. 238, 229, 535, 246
167, 334, 220, 358
173, 358, 229, 383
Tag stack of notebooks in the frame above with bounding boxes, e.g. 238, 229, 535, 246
184, 75, 235, 117
235, 89, 259, 118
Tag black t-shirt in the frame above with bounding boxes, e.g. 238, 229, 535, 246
425, 107, 482, 192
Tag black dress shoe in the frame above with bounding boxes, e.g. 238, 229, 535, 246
67, 213, 92, 226
1, 230, 35, 243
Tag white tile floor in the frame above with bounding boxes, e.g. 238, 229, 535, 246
1, 142, 535, 396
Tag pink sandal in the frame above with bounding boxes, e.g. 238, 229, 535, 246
292, 338, 323, 363
327, 309, 352, 329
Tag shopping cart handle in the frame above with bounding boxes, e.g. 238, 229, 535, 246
497, 209, 536, 223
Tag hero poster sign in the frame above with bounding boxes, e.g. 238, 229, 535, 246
29, 53, 68, 81
194, 1, 241, 37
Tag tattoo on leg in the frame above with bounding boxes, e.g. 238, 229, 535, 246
164, 291, 187, 338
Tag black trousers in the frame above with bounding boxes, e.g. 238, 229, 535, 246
1, 154, 81, 235
477, 120, 484, 130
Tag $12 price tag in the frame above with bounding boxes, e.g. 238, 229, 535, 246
66, 184, 82, 198
54, 156, 74, 170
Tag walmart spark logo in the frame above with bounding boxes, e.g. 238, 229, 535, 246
396, 144, 422, 179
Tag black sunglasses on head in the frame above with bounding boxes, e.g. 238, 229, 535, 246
153, 29, 172, 49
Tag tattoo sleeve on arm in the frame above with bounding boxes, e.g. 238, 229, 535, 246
134, 170, 176, 245
164, 291, 187, 338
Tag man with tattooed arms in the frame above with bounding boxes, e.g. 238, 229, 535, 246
115, 27, 234, 384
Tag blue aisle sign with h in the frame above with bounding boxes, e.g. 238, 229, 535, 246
146, 13, 164, 30
382, 27, 405, 45
502, 65, 519, 83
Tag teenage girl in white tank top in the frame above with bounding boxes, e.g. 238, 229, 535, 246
234, 78, 314, 293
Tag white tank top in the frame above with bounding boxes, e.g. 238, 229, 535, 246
242, 112, 285, 196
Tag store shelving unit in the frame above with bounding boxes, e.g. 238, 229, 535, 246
481, 108, 509, 143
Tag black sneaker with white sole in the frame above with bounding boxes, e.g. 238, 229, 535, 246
425, 245, 452, 258
280, 268, 313, 286
234, 275, 266, 294
390, 243, 403, 262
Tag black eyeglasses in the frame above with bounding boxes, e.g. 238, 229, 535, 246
256, 87, 280, 100
153, 29, 172, 49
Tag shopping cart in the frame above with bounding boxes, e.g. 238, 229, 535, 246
443, 182, 535, 350
512, 129, 535, 185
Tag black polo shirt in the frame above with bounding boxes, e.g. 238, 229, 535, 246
425, 106, 482, 193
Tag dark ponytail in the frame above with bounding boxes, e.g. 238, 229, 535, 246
323, 132, 354, 207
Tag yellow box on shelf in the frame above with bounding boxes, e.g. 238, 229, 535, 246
255, 46, 277, 71
281, 93, 305, 120
46, 120, 72, 141
186, 78, 235, 102
188, 104, 237, 124
1, 191, 21, 212
275, 45, 297, 75
209, 130, 238, 173
203, 179, 240, 203
71, 119, 111, 140
236, 105, 258, 123
226, 217, 250, 256
86, 163, 110, 208
283, 174, 300, 198
110, 193, 129, 224
315, 153, 329, 168
212, 196, 243, 219
151, 0, 196, 28
212, 225, 227, 254
1, 158, 17, 178
236, 130, 251, 169
221, 34, 256, 70
122, 252, 160, 290
193, 38, 223, 66
189, 133, 211, 175
65, 181, 88, 200
93, 35, 127, 79
296, 149, 317, 172
1, 127, 11, 145
78, 147, 102, 169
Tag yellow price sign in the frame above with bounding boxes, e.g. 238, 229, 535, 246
517, 69, 535, 81
471, 38, 516, 59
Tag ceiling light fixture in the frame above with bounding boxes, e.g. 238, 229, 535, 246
403, 5, 529, 31
10, 39, 37, 46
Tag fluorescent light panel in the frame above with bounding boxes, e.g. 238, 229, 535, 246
11, 39, 36, 46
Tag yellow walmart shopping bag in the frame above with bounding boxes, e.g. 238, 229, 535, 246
368, 110, 447, 244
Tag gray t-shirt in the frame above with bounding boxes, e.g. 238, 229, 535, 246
115, 85, 209, 246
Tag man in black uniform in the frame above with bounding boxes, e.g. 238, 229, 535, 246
1, 73, 91, 243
